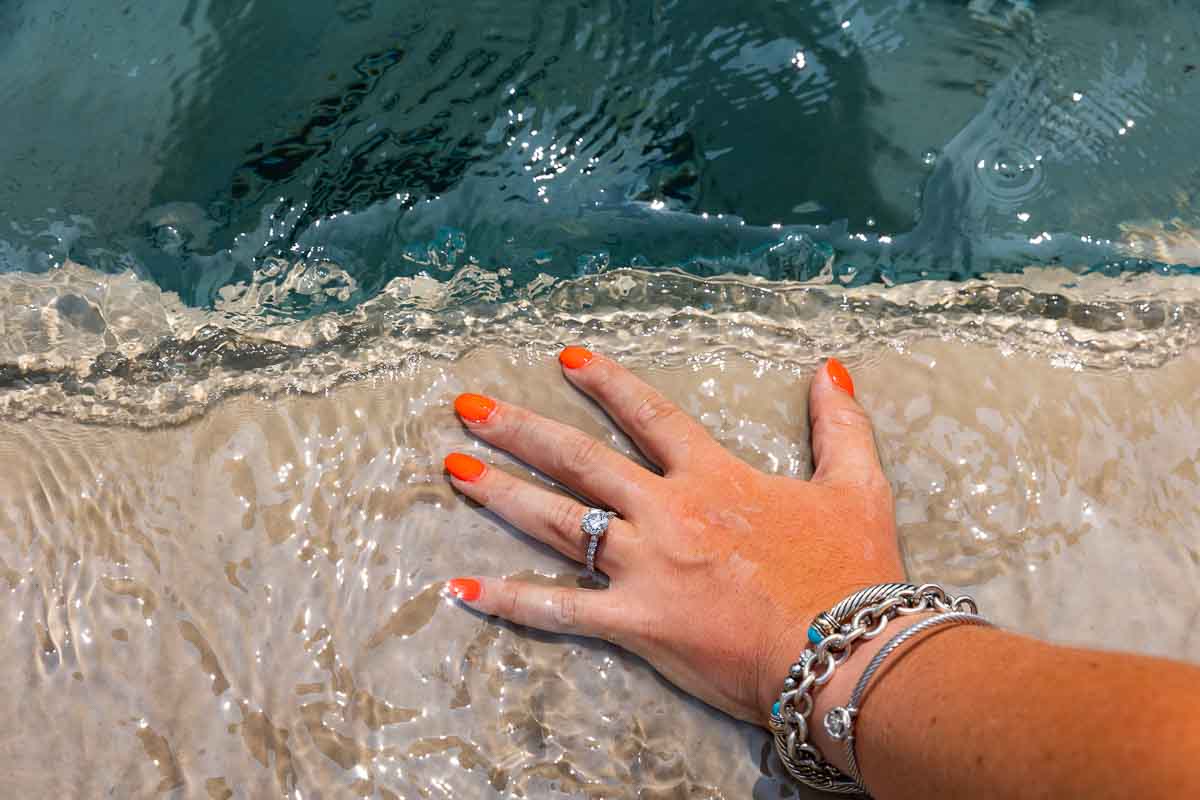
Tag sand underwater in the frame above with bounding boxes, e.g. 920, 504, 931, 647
0, 262, 1196, 798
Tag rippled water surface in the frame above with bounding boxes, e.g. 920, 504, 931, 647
2, 341, 1199, 798
4, 0, 1200, 300
2, 1, 1200, 797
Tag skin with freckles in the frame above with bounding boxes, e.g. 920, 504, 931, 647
444, 350, 902, 724
443, 349, 1200, 799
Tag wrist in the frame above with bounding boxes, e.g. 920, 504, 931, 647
808, 611, 938, 774
756, 623, 813, 727
755, 581, 914, 728
764, 584, 991, 796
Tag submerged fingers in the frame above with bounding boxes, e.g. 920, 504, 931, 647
445, 577, 626, 640
556, 347, 717, 473
453, 392, 655, 514
443, 452, 633, 572
807, 359, 886, 488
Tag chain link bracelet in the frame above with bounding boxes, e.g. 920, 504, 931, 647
768, 583, 982, 796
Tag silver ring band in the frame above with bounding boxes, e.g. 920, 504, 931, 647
580, 508, 617, 573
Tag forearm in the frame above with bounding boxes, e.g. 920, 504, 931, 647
809, 623, 1200, 799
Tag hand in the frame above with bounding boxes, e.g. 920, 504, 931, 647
442, 347, 904, 725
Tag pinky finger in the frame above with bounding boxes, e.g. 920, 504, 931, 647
446, 577, 620, 639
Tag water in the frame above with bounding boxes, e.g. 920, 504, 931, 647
1, 1, 1200, 797
3, 1, 1200, 302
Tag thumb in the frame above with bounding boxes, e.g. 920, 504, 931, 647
809, 359, 884, 486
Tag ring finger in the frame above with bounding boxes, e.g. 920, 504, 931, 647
453, 393, 655, 515
443, 452, 634, 573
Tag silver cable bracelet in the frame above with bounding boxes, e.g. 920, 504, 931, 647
830, 611, 994, 788
768, 583, 982, 796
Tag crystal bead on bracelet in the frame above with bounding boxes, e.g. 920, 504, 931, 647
769, 583, 982, 796
831, 611, 994, 788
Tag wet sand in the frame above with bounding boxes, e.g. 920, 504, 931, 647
0, 337, 1196, 798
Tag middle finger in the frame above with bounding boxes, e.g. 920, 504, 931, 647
454, 393, 657, 513
444, 452, 635, 571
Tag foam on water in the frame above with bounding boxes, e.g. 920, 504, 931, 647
2, 261, 1200, 429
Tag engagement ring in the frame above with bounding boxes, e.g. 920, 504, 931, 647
581, 508, 617, 573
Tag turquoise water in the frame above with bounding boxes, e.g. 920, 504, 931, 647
2, 5, 1200, 796
2, 0, 1199, 315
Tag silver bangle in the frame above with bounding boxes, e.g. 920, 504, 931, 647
769, 583, 983, 796
770, 584, 918, 795
828, 611, 994, 790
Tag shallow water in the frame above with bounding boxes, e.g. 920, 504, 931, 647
3, 0, 1200, 797
1, 330, 1198, 797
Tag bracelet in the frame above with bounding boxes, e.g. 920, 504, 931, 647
831, 611, 994, 788
768, 583, 982, 796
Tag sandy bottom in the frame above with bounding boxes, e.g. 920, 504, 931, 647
0, 338, 1197, 798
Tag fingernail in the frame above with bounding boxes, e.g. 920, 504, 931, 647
454, 393, 496, 423
826, 358, 855, 397
559, 346, 593, 370
447, 578, 481, 602
444, 453, 486, 482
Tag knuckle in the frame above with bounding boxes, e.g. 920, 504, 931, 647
864, 471, 894, 501
822, 405, 873, 432
558, 432, 603, 478
473, 470, 506, 506
501, 407, 530, 443
634, 392, 680, 428
828, 460, 891, 496
551, 497, 582, 542
551, 589, 578, 630
490, 474, 518, 506
621, 607, 661, 649
504, 584, 524, 620
589, 358, 618, 384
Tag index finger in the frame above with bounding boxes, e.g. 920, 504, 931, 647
556, 347, 718, 473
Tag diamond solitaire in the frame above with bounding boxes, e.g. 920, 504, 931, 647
581, 509, 611, 536
580, 508, 616, 573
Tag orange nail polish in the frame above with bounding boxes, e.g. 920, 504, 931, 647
454, 393, 496, 423
826, 358, 855, 397
559, 346, 594, 369
444, 453, 486, 482
447, 578, 481, 602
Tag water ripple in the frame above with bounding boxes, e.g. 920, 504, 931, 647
0, 262, 1198, 427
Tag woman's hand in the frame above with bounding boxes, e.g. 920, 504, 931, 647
442, 347, 904, 726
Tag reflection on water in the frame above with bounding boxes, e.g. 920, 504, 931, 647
2, 263, 1199, 426
2, 0, 1200, 796
1, 0, 1199, 304
0, 341, 1197, 796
